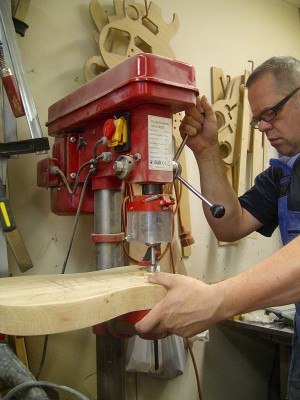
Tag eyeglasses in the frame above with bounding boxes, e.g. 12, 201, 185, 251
250, 86, 300, 129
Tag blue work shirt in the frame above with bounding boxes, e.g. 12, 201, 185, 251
239, 154, 300, 399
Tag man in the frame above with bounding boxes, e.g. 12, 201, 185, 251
135, 56, 300, 398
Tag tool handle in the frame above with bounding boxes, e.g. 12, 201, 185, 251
0, 179, 16, 232
1, 73, 25, 117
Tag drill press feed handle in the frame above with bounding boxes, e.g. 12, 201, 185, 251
173, 136, 225, 218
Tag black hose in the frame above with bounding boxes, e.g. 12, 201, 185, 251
2, 380, 90, 400
0, 342, 49, 399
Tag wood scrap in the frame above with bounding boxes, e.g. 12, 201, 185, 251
235, 72, 251, 196
211, 66, 226, 103
11, 0, 31, 21
212, 75, 242, 167
85, 0, 179, 80
211, 65, 267, 244
173, 112, 194, 257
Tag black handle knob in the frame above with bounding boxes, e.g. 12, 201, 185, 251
210, 204, 225, 218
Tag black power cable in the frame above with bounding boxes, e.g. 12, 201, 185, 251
2, 381, 90, 400
61, 167, 95, 274
35, 335, 49, 380
34, 163, 96, 383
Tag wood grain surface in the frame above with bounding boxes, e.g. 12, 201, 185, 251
0, 266, 166, 336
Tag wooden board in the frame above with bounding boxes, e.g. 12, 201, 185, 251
173, 113, 193, 257
0, 266, 166, 336
211, 66, 226, 103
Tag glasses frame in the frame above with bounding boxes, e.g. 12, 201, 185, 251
250, 86, 300, 129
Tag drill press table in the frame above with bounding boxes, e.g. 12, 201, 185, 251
0, 266, 166, 336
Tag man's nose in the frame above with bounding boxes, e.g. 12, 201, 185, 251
258, 120, 273, 133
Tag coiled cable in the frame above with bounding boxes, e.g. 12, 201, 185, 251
2, 381, 90, 400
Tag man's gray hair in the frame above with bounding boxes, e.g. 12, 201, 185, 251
246, 55, 300, 93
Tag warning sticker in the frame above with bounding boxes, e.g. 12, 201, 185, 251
148, 115, 173, 171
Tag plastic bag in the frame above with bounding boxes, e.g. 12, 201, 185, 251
125, 334, 187, 380
241, 310, 278, 324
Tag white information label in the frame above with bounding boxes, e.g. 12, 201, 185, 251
148, 115, 173, 171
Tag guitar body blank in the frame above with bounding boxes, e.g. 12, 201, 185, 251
0, 266, 166, 336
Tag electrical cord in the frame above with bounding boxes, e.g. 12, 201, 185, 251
34, 161, 97, 381
28, 142, 104, 394
61, 167, 96, 274
51, 159, 95, 195
2, 381, 90, 400
34, 334, 49, 380
168, 207, 203, 400
185, 338, 203, 400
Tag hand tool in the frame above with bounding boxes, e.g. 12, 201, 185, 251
0, 159, 9, 277
0, 40, 24, 118
0, 176, 33, 272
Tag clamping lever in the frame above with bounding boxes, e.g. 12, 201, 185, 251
173, 135, 225, 219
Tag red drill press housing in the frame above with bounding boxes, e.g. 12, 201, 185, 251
37, 54, 198, 214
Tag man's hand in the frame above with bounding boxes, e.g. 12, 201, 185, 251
179, 95, 219, 157
134, 272, 224, 338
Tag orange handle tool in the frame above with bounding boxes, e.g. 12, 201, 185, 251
1, 71, 25, 117
0, 41, 25, 118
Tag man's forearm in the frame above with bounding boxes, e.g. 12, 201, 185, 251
215, 236, 300, 321
194, 144, 249, 241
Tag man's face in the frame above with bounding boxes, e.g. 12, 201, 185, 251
248, 72, 300, 156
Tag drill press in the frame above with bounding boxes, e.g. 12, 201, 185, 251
37, 53, 198, 400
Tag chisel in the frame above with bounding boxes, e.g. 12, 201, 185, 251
0, 177, 33, 272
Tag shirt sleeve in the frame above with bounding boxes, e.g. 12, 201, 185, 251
238, 166, 281, 237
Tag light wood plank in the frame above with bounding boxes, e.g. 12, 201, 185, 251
0, 266, 166, 336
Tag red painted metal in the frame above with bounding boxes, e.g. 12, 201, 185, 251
91, 233, 125, 243
37, 54, 198, 215
50, 186, 94, 215
46, 54, 198, 136
127, 194, 175, 212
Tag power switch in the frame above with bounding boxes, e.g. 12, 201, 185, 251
103, 117, 127, 147
103, 118, 116, 139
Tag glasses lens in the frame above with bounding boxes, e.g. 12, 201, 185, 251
250, 109, 277, 129
261, 109, 277, 122
250, 118, 259, 129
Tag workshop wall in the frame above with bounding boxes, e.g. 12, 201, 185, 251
6, 0, 300, 399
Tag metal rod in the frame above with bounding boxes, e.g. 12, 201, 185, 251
148, 244, 158, 273
176, 174, 225, 218
94, 188, 125, 400
173, 135, 188, 161
177, 174, 214, 207
94, 189, 123, 269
